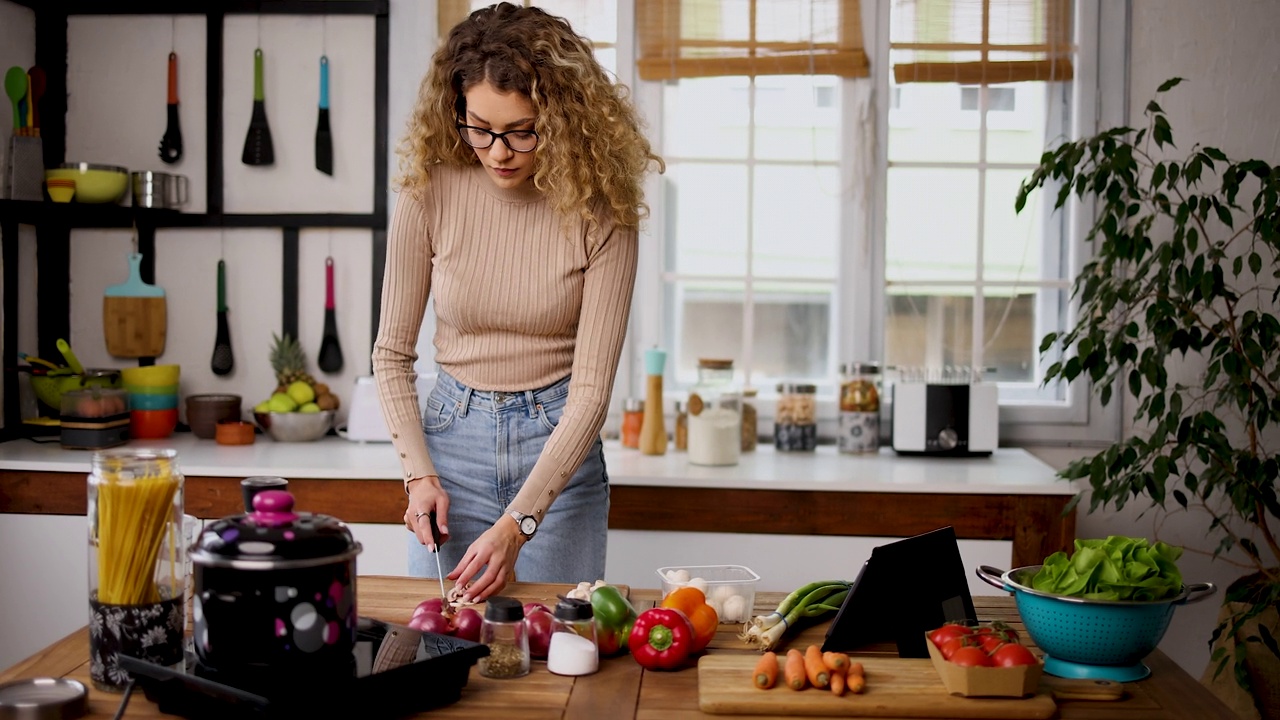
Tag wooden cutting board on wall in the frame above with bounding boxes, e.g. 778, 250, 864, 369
698, 655, 1057, 718
104, 252, 167, 358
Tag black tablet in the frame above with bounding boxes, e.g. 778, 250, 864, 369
821, 526, 977, 657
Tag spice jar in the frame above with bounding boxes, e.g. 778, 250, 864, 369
620, 398, 644, 449
547, 598, 599, 676
479, 597, 530, 679
775, 383, 818, 452
740, 388, 758, 452
87, 448, 186, 691
673, 401, 688, 451
839, 362, 881, 454
687, 359, 741, 466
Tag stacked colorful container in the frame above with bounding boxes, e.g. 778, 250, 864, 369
121, 364, 180, 438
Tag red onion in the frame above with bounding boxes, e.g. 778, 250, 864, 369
451, 607, 483, 642
407, 610, 451, 635
413, 597, 445, 618
525, 609, 554, 659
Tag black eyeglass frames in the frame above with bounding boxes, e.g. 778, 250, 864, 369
456, 124, 539, 153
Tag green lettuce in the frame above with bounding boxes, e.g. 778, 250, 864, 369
1029, 536, 1184, 601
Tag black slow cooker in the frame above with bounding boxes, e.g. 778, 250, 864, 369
190, 489, 362, 693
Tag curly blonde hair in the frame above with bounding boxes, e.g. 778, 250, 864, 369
397, 3, 664, 230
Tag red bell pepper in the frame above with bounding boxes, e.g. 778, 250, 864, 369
628, 607, 694, 670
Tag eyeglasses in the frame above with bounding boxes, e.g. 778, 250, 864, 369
456, 124, 540, 153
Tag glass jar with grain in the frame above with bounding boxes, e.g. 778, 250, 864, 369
774, 383, 817, 452
838, 362, 881, 454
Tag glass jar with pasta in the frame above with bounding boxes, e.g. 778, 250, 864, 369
87, 448, 186, 691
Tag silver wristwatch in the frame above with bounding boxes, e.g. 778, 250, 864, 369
509, 510, 538, 540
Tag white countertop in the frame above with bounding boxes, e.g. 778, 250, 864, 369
0, 434, 1075, 496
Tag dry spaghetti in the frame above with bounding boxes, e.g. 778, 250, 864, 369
92, 452, 181, 605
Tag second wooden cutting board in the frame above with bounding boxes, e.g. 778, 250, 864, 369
104, 252, 167, 358
698, 654, 1057, 718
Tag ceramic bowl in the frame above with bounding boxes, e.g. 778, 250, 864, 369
187, 394, 243, 439
254, 411, 334, 442
45, 178, 76, 203
121, 364, 181, 388
44, 163, 128, 204
131, 408, 178, 439
128, 392, 179, 411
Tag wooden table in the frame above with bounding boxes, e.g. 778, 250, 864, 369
0, 576, 1237, 719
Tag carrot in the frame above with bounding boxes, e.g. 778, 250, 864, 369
847, 661, 866, 694
784, 648, 807, 690
753, 651, 779, 689
822, 651, 850, 673
804, 645, 830, 688
829, 667, 846, 696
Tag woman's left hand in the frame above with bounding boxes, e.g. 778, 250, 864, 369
447, 516, 525, 602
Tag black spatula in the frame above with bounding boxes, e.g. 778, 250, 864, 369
317, 256, 344, 373
315, 55, 333, 175
241, 48, 274, 166
159, 52, 183, 163
211, 260, 234, 376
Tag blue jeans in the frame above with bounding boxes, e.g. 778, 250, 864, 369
406, 371, 609, 585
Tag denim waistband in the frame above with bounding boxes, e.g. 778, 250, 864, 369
433, 370, 571, 417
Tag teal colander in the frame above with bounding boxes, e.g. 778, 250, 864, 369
977, 565, 1215, 682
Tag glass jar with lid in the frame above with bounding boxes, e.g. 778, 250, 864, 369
740, 388, 758, 452
686, 359, 741, 466
838, 362, 881, 454
774, 383, 818, 452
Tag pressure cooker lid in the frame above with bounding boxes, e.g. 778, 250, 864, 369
193, 490, 358, 565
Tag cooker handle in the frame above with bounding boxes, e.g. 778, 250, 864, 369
976, 565, 1013, 592
1178, 582, 1217, 605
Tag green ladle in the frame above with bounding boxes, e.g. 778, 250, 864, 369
5, 66, 27, 131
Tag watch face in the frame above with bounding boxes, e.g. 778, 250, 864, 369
518, 516, 537, 535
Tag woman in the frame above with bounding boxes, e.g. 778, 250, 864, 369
373, 3, 662, 603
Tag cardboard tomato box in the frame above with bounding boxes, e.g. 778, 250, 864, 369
925, 634, 1043, 697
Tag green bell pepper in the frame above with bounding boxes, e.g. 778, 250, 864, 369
591, 584, 638, 656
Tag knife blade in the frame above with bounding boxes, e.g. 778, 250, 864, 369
428, 512, 447, 600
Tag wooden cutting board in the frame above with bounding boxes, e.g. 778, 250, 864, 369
698, 655, 1057, 718
104, 252, 167, 358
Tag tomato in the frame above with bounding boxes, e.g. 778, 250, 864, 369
950, 646, 994, 667
974, 622, 1019, 644
928, 623, 973, 648
976, 634, 1006, 654
991, 643, 1038, 667
938, 635, 970, 660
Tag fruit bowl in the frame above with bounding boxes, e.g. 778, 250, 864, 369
254, 411, 335, 442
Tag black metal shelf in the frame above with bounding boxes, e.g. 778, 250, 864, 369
1, 0, 391, 439
0, 200, 383, 229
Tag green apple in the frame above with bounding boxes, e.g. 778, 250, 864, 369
268, 392, 298, 413
287, 381, 316, 406
299, 402, 321, 414
254, 401, 271, 414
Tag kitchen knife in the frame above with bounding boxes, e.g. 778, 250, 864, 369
428, 512, 447, 600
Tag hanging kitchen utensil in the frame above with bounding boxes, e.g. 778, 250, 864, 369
159, 52, 183, 164
317, 256, 344, 373
26, 66, 44, 136
211, 259, 234, 375
5, 67, 26, 132
104, 252, 167, 358
315, 55, 333, 175
241, 48, 274, 166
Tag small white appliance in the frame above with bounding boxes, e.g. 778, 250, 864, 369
891, 382, 998, 456
341, 376, 393, 442
340, 375, 434, 443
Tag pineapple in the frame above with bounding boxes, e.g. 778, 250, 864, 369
270, 333, 316, 393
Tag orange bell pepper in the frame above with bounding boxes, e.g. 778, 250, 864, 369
661, 587, 719, 652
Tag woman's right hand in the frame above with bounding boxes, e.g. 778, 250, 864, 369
404, 476, 450, 550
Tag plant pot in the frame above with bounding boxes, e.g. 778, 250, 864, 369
1200, 575, 1280, 720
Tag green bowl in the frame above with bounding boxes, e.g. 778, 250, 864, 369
44, 163, 128, 204
125, 383, 179, 396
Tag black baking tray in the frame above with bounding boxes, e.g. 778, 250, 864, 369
120, 618, 489, 719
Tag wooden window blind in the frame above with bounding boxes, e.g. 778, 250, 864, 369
891, 0, 1072, 85
636, 0, 869, 80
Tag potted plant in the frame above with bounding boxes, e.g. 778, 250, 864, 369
1016, 77, 1278, 716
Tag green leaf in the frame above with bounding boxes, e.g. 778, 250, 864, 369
1157, 77, 1184, 92
1250, 252, 1263, 276
1214, 201, 1234, 228
1203, 147, 1228, 162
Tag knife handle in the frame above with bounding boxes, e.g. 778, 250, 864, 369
319, 55, 329, 109
428, 512, 444, 549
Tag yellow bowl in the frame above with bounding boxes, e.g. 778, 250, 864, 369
120, 364, 181, 387
45, 178, 76, 203
44, 163, 128, 204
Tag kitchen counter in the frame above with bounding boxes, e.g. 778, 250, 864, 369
0, 576, 1237, 719
0, 435, 1077, 566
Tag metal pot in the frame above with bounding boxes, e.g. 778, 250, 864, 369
190, 489, 362, 692
131, 171, 188, 209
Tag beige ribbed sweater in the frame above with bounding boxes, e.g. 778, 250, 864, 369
372, 164, 637, 521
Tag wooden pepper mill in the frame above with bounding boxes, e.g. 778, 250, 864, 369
639, 347, 667, 455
